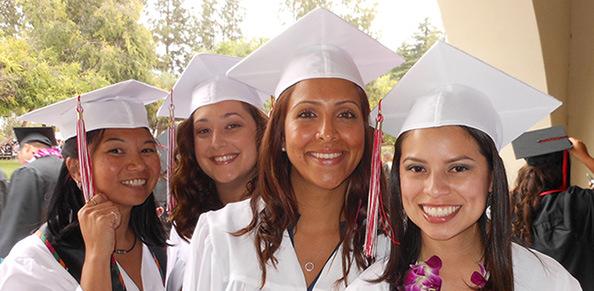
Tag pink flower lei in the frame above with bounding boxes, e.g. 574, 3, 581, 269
33, 147, 62, 159
402, 255, 489, 291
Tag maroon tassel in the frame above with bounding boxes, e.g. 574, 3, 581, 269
364, 100, 397, 258
76, 95, 94, 202
166, 90, 177, 213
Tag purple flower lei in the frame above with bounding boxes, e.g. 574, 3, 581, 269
33, 147, 62, 159
402, 256, 489, 291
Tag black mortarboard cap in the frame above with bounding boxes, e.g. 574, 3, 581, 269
13, 127, 57, 147
512, 126, 571, 160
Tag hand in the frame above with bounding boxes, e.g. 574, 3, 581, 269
78, 194, 121, 258
569, 137, 591, 162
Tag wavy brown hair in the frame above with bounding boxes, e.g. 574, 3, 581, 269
169, 101, 268, 240
381, 126, 514, 291
235, 81, 383, 288
511, 152, 565, 245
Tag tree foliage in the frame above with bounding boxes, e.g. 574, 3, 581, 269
282, 0, 376, 32
149, 0, 199, 74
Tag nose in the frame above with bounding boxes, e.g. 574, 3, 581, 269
316, 115, 337, 142
211, 129, 227, 149
127, 152, 147, 172
425, 171, 450, 198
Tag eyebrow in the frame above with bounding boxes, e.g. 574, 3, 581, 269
291, 99, 360, 108
103, 137, 156, 145
194, 112, 244, 123
402, 155, 475, 163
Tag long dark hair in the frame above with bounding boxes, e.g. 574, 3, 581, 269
511, 152, 566, 245
381, 126, 514, 291
46, 129, 167, 248
235, 82, 382, 287
169, 101, 268, 240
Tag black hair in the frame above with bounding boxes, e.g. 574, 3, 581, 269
381, 125, 514, 291
46, 129, 167, 248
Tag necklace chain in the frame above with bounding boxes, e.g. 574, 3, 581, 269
114, 236, 137, 255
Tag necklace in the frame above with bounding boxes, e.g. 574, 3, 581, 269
114, 236, 137, 255
304, 261, 315, 272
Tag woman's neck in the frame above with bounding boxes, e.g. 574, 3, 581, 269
114, 205, 135, 248
419, 223, 484, 283
216, 172, 253, 205
291, 172, 347, 232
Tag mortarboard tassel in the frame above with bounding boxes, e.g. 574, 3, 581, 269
364, 100, 397, 258
76, 95, 94, 202
166, 90, 177, 213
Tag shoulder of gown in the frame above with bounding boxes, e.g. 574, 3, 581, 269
512, 242, 582, 290
0, 234, 81, 291
182, 198, 254, 291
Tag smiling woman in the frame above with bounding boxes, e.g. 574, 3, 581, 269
157, 53, 268, 291
0, 80, 169, 291
346, 42, 580, 291
182, 8, 404, 291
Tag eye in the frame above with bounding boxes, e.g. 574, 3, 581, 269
225, 123, 242, 130
297, 109, 316, 119
338, 110, 357, 119
107, 148, 124, 155
450, 164, 470, 173
195, 128, 210, 136
406, 164, 425, 173
141, 147, 157, 154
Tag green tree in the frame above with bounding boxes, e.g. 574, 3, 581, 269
198, 0, 217, 50
392, 18, 443, 80
149, 0, 199, 75
0, 0, 23, 36
18, 0, 157, 83
220, 0, 242, 42
281, 0, 377, 32
0, 35, 108, 116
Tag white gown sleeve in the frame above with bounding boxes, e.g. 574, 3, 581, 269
0, 236, 82, 291
345, 259, 390, 291
182, 213, 227, 291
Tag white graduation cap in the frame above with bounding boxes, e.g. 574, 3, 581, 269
18, 80, 169, 140
376, 41, 562, 150
226, 7, 404, 98
157, 53, 268, 119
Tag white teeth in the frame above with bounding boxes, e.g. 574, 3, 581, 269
311, 152, 342, 159
213, 154, 237, 163
422, 205, 460, 217
121, 179, 146, 186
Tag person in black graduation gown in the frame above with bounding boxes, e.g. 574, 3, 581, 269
0, 127, 62, 258
511, 126, 594, 290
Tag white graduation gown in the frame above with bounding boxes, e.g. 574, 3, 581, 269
165, 226, 190, 291
0, 234, 165, 291
183, 198, 377, 291
345, 242, 582, 290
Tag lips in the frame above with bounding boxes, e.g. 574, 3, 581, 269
421, 205, 461, 223
307, 151, 345, 165
121, 178, 147, 187
211, 153, 238, 165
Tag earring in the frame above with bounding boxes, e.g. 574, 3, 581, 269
75, 180, 82, 190
281, 146, 286, 152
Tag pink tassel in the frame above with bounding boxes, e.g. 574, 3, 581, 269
166, 90, 177, 213
364, 100, 396, 258
76, 96, 94, 202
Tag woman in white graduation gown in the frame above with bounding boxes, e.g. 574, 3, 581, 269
0, 80, 169, 291
158, 54, 268, 291
346, 42, 581, 290
182, 8, 403, 291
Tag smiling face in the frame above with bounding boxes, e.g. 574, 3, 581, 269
192, 100, 259, 189
91, 128, 161, 206
399, 126, 492, 242
284, 78, 365, 192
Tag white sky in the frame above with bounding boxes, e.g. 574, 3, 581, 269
240, 0, 444, 50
